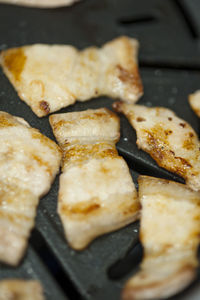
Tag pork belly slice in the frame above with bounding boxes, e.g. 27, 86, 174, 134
123, 175, 200, 300
49, 108, 139, 250
189, 90, 200, 117
0, 36, 143, 117
0, 279, 44, 300
0, 111, 61, 265
0, 0, 80, 8
114, 101, 200, 191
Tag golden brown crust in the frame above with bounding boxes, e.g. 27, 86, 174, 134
31, 129, 61, 154
2, 48, 26, 82
0, 114, 17, 127
140, 126, 192, 178
117, 64, 143, 97
62, 143, 118, 167
61, 202, 101, 216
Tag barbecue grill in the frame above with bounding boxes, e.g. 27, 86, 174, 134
0, 0, 200, 299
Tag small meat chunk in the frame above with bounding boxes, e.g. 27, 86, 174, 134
189, 90, 200, 117
0, 279, 44, 300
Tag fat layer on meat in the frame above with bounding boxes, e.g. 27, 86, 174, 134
0, 36, 143, 117
0, 279, 44, 300
0, 0, 80, 8
49, 108, 140, 250
113, 101, 200, 191
0, 111, 61, 265
123, 175, 200, 300
189, 90, 200, 117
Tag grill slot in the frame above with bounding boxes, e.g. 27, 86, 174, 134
173, 0, 199, 39
174, 0, 199, 39
118, 14, 157, 26
179, 0, 200, 39
108, 239, 142, 280
30, 229, 83, 300
140, 62, 200, 71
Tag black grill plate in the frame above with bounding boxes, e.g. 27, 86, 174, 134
0, 0, 200, 299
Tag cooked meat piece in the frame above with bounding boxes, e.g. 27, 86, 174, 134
189, 90, 200, 117
0, 0, 80, 8
113, 101, 200, 191
49, 108, 140, 250
123, 175, 200, 300
0, 36, 143, 117
0, 111, 61, 265
0, 279, 44, 300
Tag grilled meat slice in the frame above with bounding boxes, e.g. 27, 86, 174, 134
0, 111, 61, 265
0, 36, 143, 117
49, 108, 139, 250
123, 175, 200, 300
114, 101, 200, 191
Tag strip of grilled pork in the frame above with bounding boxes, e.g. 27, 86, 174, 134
123, 175, 200, 300
49, 108, 140, 250
0, 111, 61, 265
114, 101, 200, 192
0, 37, 143, 117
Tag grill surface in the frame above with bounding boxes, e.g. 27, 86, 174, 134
0, 0, 200, 299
